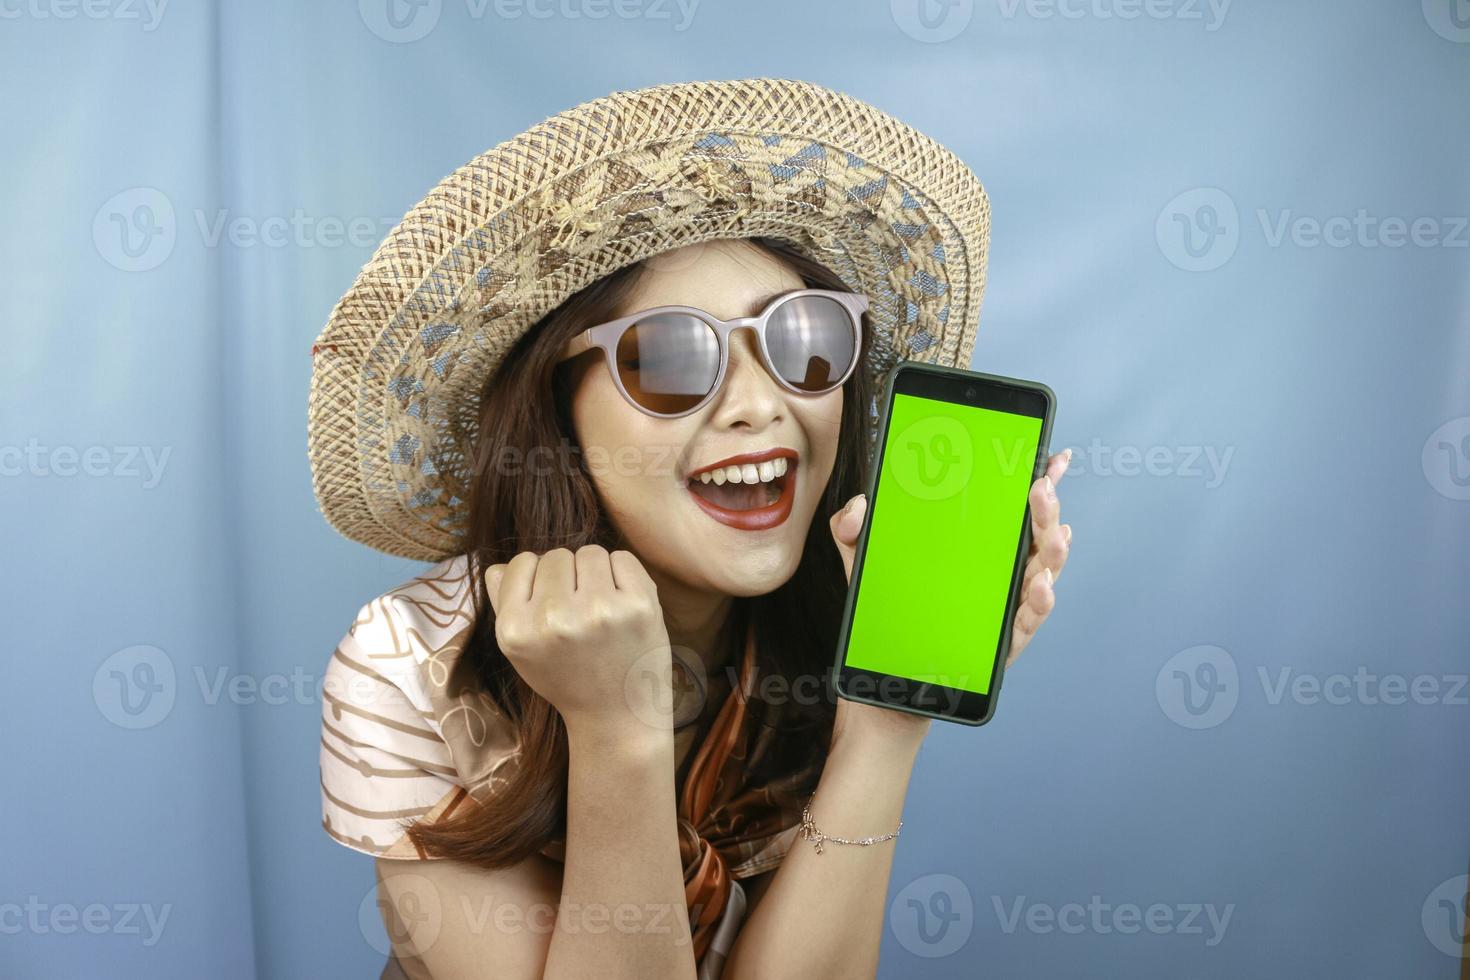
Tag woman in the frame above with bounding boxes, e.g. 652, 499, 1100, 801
310, 79, 1072, 980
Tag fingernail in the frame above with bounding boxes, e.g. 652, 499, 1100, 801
1043, 567, 1053, 588
1063, 524, 1072, 546
1063, 447, 1073, 465
1045, 475, 1055, 499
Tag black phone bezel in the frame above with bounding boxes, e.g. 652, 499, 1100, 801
831, 361, 1055, 726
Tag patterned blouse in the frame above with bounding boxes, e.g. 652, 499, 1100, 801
319, 556, 824, 979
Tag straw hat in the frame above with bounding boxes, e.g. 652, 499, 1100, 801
308, 77, 991, 561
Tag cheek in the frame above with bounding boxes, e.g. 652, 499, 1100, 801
570, 370, 683, 515
570, 363, 625, 432
799, 391, 845, 486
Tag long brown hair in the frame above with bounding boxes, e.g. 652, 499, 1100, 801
406, 236, 875, 866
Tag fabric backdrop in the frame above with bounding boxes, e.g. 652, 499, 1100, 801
3, 1, 1466, 977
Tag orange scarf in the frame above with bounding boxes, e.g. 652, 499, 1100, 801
675, 621, 826, 961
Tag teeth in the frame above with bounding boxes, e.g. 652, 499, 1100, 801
692, 457, 793, 485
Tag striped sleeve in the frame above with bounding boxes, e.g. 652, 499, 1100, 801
318, 597, 466, 859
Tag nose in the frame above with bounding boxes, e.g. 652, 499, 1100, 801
708, 326, 783, 431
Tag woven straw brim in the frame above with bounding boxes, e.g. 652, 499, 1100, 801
308, 77, 990, 561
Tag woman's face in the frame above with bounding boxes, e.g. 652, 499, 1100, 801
570, 239, 844, 598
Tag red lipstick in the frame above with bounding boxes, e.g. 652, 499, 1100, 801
685, 448, 798, 531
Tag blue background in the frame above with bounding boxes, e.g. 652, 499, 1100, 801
3, 1, 1466, 977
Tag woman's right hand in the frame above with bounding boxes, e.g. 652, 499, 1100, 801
484, 545, 673, 741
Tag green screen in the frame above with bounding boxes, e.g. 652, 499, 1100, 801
844, 392, 1043, 695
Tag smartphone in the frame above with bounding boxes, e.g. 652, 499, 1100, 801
832, 362, 1055, 726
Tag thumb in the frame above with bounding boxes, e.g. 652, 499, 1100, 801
828, 494, 867, 584
484, 564, 506, 616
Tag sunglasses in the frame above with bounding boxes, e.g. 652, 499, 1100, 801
556, 288, 868, 418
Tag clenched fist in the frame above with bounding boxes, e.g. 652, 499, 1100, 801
484, 545, 674, 741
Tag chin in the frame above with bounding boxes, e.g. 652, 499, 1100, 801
702, 547, 805, 598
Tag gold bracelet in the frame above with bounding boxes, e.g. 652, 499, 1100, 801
798, 792, 902, 854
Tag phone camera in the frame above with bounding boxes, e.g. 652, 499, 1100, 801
965, 386, 977, 398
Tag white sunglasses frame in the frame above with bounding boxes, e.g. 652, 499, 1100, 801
556, 288, 869, 419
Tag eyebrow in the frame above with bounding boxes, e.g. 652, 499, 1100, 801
616, 287, 798, 322
559, 288, 809, 363
748, 289, 794, 312
715, 288, 800, 319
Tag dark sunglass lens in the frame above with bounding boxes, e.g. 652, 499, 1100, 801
764, 296, 858, 392
615, 313, 720, 415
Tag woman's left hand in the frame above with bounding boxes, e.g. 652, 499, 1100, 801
1008, 447, 1072, 666
826, 448, 1073, 745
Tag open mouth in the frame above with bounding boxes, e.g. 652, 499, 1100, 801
684, 451, 798, 531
